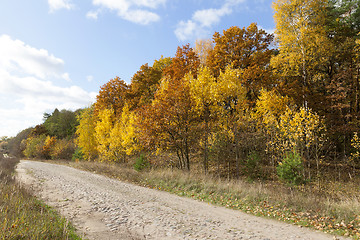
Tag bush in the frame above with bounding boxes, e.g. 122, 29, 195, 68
134, 154, 149, 171
277, 151, 304, 185
23, 135, 47, 159
50, 139, 75, 160
72, 148, 84, 162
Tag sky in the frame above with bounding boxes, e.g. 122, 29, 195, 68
0, 0, 275, 137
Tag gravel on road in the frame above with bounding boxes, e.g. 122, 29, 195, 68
16, 160, 346, 240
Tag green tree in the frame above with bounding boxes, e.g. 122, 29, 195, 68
43, 109, 78, 139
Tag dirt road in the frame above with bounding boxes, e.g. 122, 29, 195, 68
16, 160, 346, 240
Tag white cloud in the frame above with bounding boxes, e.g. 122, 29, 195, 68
48, 0, 74, 12
175, 20, 206, 42
0, 35, 69, 81
122, 9, 160, 25
0, 35, 96, 137
175, 0, 246, 41
193, 7, 231, 28
86, 10, 100, 20
91, 0, 165, 25
133, 0, 166, 9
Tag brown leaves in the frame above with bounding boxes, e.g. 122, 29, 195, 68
138, 77, 200, 170
163, 44, 200, 81
207, 23, 274, 102
94, 77, 129, 117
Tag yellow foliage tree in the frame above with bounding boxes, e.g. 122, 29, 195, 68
42, 136, 56, 159
213, 66, 247, 109
95, 108, 114, 162
271, 0, 332, 108
194, 39, 213, 66
75, 107, 98, 160
213, 66, 248, 176
109, 103, 139, 162
256, 90, 325, 174
255, 89, 293, 165
187, 66, 217, 173
277, 107, 325, 156
256, 89, 292, 126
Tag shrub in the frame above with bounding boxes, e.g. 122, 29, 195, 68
134, 154, 149, 171
72, 148, 84, 162
50, 139, 75, 160
277, 151, 304, 185
23, 135, 47, 159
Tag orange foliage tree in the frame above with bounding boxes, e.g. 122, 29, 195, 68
164, 44, 200, 81
128, 63, 162, 109
207, 23, 274, 103
138, 76, 200, 171
94, 77, 129, 117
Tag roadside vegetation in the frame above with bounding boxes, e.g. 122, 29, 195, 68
1, 0, 360, 239
0, 155, 82, 240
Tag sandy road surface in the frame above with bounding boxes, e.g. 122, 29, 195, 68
16, 160, 346, 240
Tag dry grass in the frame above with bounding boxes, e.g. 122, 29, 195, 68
0, 157, 82, 240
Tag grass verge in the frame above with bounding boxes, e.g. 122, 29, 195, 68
0, 157, 82, 240
53, 160, 359, 239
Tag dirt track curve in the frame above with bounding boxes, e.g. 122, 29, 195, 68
16, 160, 347, 240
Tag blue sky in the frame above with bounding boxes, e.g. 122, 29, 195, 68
0, 0, 274, 137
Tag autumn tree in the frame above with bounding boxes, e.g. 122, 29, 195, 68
152, 55, 172, 72
187, 66, 217, 173
109, 103, 139, 162
23, 135, 47, 159
94, 77, 129, 117
164, 44, 200, 81
42, 136, 57, 159
255, 89, 293, 166
138, 76, 199, 171
128, 63, 162, 109
75, 106, 98, 160
212, 66, 249, 177
94, 108, 115, 162
255, 89, 326, 177
207, 23, 274, 103
195, 39, 214, 66
271, 0, 331, 110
